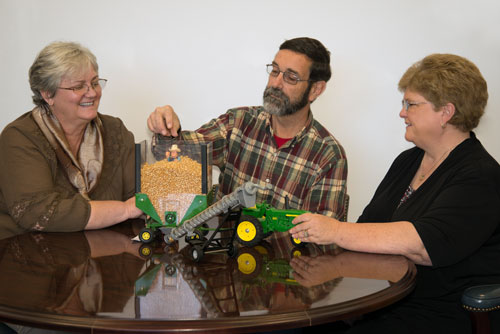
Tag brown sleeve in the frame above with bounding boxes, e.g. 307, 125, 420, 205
0, 118, 89, 232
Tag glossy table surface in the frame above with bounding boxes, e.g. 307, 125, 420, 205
0, 219, 416, 333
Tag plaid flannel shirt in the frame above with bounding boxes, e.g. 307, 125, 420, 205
180, 106, 348, 219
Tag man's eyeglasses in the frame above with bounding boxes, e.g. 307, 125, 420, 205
58, 78, 108, 95
402, 99, 428, 111
266, 64, 310, 85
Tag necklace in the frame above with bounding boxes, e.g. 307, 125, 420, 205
418, 149, 450, 182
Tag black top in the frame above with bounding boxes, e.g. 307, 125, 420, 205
355, 132, 500, 333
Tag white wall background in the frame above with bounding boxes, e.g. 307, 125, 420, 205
1, 0, 499, 221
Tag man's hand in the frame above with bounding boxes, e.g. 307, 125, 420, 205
147, 105, 181, 136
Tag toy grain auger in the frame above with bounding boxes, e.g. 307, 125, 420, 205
136, 181, 309, 262
165, 181, 270, 244
137, 181, 269, 261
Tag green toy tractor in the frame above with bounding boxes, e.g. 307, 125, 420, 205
235, 203, 309, 247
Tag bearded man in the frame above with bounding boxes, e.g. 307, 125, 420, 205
147, 37, 347, 219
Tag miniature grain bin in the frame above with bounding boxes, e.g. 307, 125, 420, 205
135, 135, 212, 228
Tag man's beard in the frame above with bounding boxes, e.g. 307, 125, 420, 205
263, 85, 311, 116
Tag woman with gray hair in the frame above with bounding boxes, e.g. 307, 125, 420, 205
0, 41, 142, 232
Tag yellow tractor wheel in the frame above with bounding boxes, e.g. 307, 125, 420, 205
236, 215, 263, 247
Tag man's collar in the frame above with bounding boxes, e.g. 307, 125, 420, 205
263, 108, 314, 143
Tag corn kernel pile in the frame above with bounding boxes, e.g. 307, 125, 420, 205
141, 157, 202, 216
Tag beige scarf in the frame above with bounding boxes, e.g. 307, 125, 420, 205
32, 106, 104, 200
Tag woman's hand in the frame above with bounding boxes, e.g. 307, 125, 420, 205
125, 196, 143, 220
289, 213, 340, 245
290, 255, 340, 287
85, 229, 142, 259
86, 197, 143, 230
291, 214, 432, 266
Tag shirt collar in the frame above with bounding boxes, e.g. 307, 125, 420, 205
263, 108, 314, 145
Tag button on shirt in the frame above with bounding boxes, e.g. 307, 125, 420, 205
179, 106, 348, 219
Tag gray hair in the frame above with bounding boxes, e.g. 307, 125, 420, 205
29, 41, 99, 107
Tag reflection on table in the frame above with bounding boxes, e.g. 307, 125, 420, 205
0, 219, 416, 332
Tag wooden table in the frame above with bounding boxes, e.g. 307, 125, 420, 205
0, 219, 416, 333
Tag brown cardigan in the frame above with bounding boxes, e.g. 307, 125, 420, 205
0, 110, 135, 232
